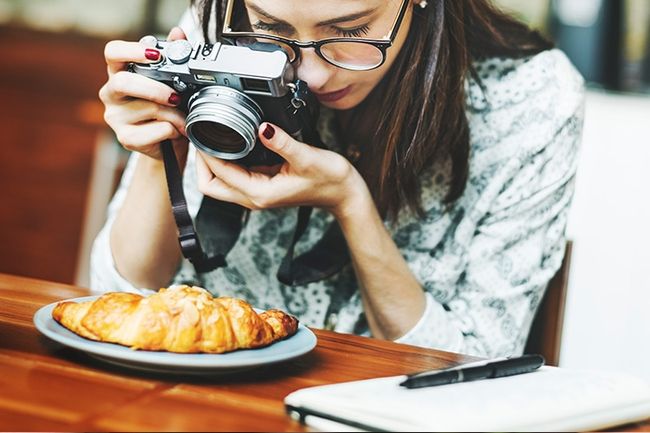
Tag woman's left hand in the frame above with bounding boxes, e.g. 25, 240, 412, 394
196, 123, 369, 219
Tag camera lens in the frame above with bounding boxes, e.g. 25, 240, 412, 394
191, 122, 246, 153
186, 86, 262, 160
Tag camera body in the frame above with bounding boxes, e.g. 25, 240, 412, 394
130, 36, 317, 166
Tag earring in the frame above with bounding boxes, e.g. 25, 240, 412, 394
418, 0, 428, 8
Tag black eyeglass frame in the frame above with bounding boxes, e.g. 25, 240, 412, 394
221, 0, 411, 71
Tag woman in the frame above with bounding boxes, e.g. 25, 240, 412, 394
93, 0, 584, 357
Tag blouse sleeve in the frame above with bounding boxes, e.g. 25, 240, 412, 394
396, 51, 585, 358
89, 153, 148, 294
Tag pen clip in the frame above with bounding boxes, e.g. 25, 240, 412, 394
406, 357, 508, 379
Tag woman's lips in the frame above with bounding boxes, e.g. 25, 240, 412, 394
315, 86, 351, 102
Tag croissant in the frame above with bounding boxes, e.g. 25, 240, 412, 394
51, 285, 299, 354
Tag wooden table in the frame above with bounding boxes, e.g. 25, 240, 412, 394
1, 273, 648, 431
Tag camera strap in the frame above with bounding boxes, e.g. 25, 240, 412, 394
161, 140, 231, 273
276, 81, 351, 285
276, 214, 350, 285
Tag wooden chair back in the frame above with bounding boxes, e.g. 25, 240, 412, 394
524, 241, 573, 366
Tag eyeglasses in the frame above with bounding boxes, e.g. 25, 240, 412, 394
221, 0, 410, 71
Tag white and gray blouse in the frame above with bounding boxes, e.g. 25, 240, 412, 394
90, 13, 585, 358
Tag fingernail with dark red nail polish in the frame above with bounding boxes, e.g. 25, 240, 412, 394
262, 124, 275, 140
145, 48, 160, 61
168, 93, 181, 106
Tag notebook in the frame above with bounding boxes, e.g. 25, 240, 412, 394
284, 366, 650, 432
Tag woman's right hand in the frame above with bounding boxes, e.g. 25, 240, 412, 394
99, 27, 189, 161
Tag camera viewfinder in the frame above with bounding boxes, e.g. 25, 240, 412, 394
241, 77, 271, 94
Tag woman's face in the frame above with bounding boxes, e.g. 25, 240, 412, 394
243, 0, 415, 110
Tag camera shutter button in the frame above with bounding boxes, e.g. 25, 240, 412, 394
168, 40, 193, 64
139, 35, 159, 48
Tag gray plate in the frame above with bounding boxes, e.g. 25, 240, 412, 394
33, 295, 317, 374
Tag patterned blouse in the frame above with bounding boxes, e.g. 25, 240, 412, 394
90, 11, 585, 358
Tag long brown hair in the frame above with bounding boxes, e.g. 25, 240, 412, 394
191, 0, 553, 221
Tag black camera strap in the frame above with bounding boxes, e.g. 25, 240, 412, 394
277, 215, 350, 284
275, 81, 351, 285
161, 140, 230, 273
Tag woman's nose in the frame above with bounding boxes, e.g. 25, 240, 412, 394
294, 48, 336, 92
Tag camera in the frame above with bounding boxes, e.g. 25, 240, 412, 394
130, 36, 319, 166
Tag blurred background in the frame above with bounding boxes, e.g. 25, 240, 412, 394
0, 0, 648, 379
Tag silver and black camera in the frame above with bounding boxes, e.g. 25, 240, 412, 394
130, 36, 319, 166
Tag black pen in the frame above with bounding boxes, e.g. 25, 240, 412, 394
399, 354, 545, 389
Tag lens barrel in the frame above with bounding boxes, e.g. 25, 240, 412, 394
186, 86, 263, 160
